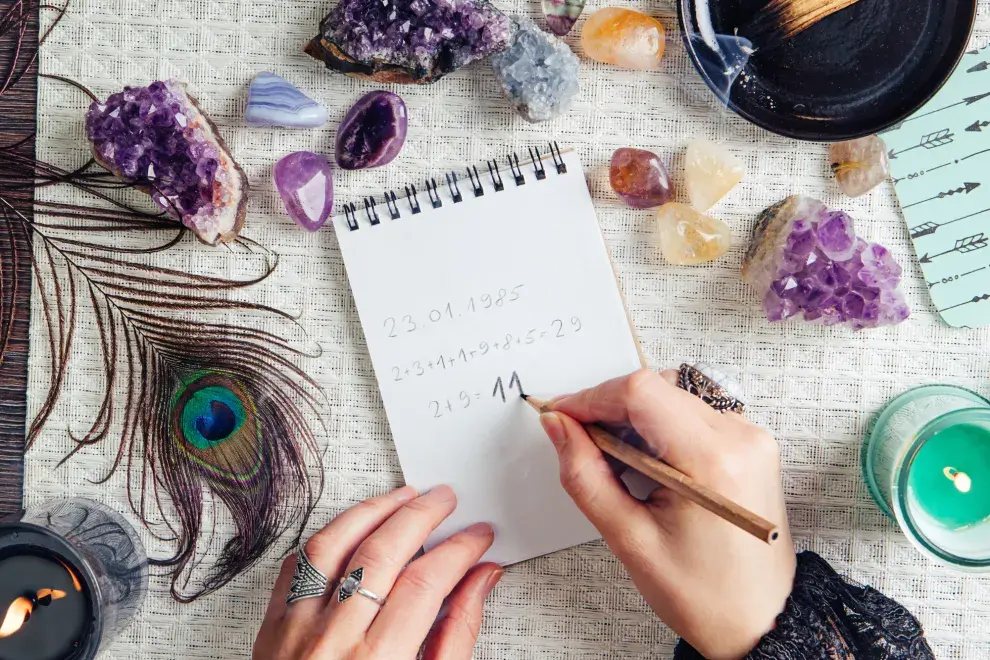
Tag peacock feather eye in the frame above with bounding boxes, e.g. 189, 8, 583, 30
172, 373, 263, 485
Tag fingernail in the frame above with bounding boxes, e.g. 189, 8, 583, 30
484, 568, 504, 595
426, 484, 457, 503
540, 412, 566, 450
393, 485, 418, 502
465, 522, 494, 538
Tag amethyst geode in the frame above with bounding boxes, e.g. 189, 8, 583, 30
85, 80, 248, 245
306, 0, 513, 84
743, 196, 909, 330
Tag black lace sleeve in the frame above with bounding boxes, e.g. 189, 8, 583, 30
673, 551, 934, 660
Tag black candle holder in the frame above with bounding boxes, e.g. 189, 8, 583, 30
0, 498, 148, 659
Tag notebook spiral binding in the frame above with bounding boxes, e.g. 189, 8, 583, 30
342, 142, 568, 231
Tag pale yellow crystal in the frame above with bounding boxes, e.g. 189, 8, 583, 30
581, 8, 665, 70
685, 139, 744, 212
655, 203, 731, 265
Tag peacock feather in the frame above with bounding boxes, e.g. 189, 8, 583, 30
0, 1, 324, 601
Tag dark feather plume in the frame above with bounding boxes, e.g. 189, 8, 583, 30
1, 1, 324, 601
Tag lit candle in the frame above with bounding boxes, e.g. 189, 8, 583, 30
908, 423, 990, 530
0, 499, 148, 660
864, 384, 990, 569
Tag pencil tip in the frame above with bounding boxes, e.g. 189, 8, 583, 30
519, 393, 528, 401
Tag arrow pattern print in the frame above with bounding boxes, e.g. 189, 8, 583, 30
884, 44, 990, 326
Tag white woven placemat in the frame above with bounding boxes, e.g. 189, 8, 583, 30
27, 0, 990, 657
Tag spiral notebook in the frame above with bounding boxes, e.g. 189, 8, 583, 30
334, 145, 644, 564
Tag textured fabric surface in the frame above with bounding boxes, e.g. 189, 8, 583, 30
27, 0, 990, 658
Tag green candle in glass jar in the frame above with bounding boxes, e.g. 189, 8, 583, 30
863, 384, 990, 570
908, 422, 990, 530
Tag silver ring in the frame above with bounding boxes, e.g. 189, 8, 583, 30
677, 363, 746, 414
337, 567, 387, 607
286, 545, 331, 605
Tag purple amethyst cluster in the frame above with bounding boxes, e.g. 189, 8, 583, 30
743, 196, 909, 330
85, 80, 248, 245
306, 0, 512, 84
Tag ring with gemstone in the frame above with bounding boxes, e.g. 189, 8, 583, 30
337, 567, 387, 607
286, 545, 334, 605
677, 363, 746, 414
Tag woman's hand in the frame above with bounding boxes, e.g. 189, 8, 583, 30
542, 370, 796, 660
252, 486, 503, 660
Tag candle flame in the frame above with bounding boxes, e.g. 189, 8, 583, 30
0, 587, 71, 639
0, 597, 33, 638
58, 560, 83, 592
943, 467, 973, 494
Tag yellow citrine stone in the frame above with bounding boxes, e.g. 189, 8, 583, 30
685, 139, 745, 212
581, 8, 665, 69
655, 203, 731, 265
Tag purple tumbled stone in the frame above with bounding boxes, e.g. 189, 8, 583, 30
306, 0, 512, 84
609, 148, 674, 209
274, 152, 333, 232
742, 195, 909, 330
85, 80, 248, 245
336, 91, 408, 170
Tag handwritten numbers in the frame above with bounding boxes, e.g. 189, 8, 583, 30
385, 317, 398, 338
493, 372, 524, 404
460, 391, 471, 408
468, 297, 476, 313
482, 294, 493, 309
480, 341, 490, 355
403, 315, 417, 333
509, 285, 524, 301
393, 367, 403, 382
430, 401, 442, 418
493, 376, 506, 403
552, 319, 564, 337
496, 288, 507, 307
508, 371, 524, 397
413, 361, 425, 376
525, 329, 536, 344
571, 316, 582, 332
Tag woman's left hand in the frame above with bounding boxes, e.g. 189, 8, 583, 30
252, 485, 503, 660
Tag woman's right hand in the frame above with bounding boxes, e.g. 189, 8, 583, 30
541, 370, 796, 660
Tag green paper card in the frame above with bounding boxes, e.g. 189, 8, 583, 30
883, 43, 990, 328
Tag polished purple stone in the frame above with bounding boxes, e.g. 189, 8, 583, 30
274, 152, 333, 231
743, 195, 909, 330
335, 91, 408, 170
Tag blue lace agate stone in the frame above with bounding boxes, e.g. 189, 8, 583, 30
244, 72, 328, 128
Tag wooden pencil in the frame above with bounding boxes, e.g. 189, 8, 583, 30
523, 396, 780, 545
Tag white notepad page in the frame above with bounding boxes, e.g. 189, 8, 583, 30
334, 149, 643, 564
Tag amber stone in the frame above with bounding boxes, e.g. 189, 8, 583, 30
610, 148, 674, 209
829, 135, 889, 197
581, 8, 665, 69
655, 203, 731, 265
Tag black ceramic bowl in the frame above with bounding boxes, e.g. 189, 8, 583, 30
679, 0, 978, 141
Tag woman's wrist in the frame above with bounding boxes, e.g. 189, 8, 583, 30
674, 551, 934, 660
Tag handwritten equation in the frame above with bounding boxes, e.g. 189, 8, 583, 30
383, 285, 525, 338
428, 372, 525, 418
390, 318, 581, 383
